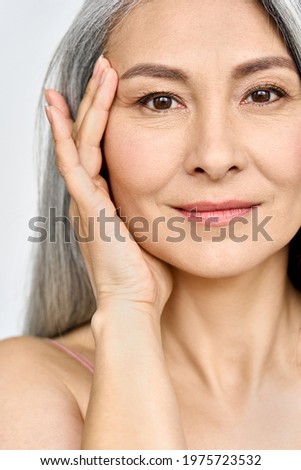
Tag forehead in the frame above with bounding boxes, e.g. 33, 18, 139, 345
106, 0, 288, 69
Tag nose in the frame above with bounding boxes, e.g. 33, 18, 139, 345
183, 109, 248, 181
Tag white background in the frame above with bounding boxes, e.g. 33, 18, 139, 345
0, 0, 84, 339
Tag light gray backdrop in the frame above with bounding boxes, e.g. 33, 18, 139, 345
0, 0, 84, 339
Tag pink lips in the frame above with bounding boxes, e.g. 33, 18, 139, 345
175, 200, 260, 226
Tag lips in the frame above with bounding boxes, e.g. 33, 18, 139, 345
174, 200, 260, 225
177, 200, 259, 212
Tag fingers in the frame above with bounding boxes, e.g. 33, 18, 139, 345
45, 55, 118, 214
44, 55, 111, 140
75, 66, 119, 177
45, 104, 101, 211
74, 56, 111, 133
44, 89, 72, 119
44, 89, 73, 134
45, 55, 118, 179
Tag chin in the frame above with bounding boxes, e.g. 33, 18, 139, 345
141, 237, 285, 280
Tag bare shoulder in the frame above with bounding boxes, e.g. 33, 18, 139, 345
0, 336, 86, 449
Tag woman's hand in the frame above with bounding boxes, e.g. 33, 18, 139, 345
44, 56, 173, 325
45, 59, 187, 449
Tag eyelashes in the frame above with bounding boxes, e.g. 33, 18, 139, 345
135, 83, 289, 113
137, 91, 183, 113
241, 83, 288, 106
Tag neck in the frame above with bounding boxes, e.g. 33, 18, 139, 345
161, 247, 301, 400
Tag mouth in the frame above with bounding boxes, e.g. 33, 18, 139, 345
174, 200, 260, 226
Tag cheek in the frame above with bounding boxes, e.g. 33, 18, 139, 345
251, 121, 301, 194
258, 125, 301, 233
102, 118, 183, 195
283, 139, 301, 185
271, 136, 301, 183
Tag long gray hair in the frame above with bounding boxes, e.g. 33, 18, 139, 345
24, 0, 301, 337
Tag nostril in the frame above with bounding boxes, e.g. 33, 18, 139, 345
195, 167, 205, 173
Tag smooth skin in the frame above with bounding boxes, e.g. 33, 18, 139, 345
1, 0, 301, 449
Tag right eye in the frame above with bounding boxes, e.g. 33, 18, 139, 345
137, 91, 184, 113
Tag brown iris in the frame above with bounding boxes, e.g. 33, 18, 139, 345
251, 90, 271, 103
153, 96, 173, 110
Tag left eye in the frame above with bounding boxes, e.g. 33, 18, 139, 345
244, 88, 284, 104
139, 94, 180, 111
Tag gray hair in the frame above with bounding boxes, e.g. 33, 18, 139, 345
24, 0, 301, 337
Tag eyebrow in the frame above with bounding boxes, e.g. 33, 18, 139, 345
232, 56, 298, 79
120, 63, 189, 82
120, 56, 298, 83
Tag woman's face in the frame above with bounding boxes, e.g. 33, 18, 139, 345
102, 0, 301, 277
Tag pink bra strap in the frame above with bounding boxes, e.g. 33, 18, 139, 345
46, 339, 94, 373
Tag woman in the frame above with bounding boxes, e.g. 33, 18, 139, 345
1, 0, 301, 449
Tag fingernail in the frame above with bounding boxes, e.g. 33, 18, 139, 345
44, 89, 51, 105
45, 105, 53, 124
100, 67, 108, 86
92, 54, 104, 77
